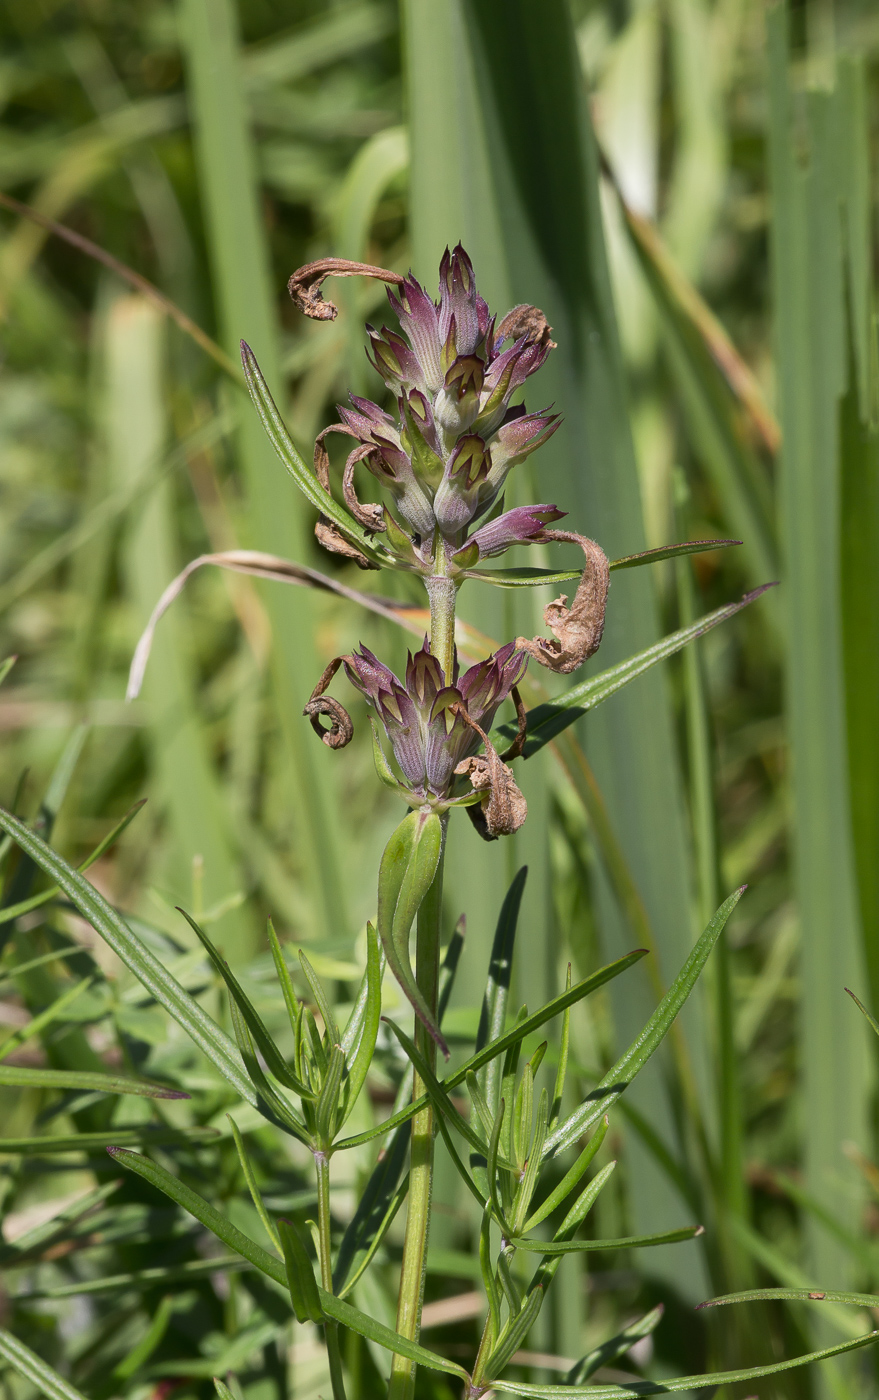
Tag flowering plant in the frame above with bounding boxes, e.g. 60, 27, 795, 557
85, 246, 829, 1400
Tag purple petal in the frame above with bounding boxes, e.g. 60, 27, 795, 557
457, 505, 566, 561
388, 276, 444, 392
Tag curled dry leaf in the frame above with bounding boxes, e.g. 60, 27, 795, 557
453, 706, 527, 841
314, 517, 378, 570
303, 657, 353, 749
516, 532, 610, 674
288, 258, 404, 322
495, 303, 557, 350
314, 423, 355, 492
342, 445, 385, 533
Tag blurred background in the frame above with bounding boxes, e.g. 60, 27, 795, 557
1, 0, 878, 1396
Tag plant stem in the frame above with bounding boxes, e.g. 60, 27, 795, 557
388, 826, 448, 1400
315, 1151, 347, 1400
425, 573, 457, 680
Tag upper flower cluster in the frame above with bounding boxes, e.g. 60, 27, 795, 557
328, 245, 563, 571
344, 639, 526, 802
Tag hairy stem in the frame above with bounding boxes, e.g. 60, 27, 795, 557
425, 573, 457, 681
388, 822, 447, 1400
315, 1151, 347, 1400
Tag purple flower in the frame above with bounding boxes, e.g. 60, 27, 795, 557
343, 640, 527, 799
318, 246, 559, 556
456, 505, 567, 563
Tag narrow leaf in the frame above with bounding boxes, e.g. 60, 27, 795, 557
228, 1115, 281, 1251
0, 806, 253, 1103
240, 341, 391, 566
698, 1287, 879, 1310
566, 1304, 664, 1384
177, 905, 313, 1098
0, 1064, 188, 1098
339, 922, 383, 1126
0, 1128, 218, 1155
0, 1330, 89, 1400
476, 867, 527, 1112
512, 1223, 703, 1253
608, 538, 740, 571
545, 888, 745, 1156
278, 1218, 323, 1324
493, 1331, 879, 1395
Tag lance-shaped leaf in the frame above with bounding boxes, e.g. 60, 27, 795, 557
476, 867, 526, 1112
377, 808, 447, 1055
0, 806, 253, 1104
545, 887, 745, 1157
333, 1124, 410, 1297
522, 1116, 609, 1231
338, 922, 383, 1127
492, 1332, 879, 1396
176, 906, 313, 1099
240, 341, 392, 567
0, 1064, 188, 1097
491, 585, 777, 758
466, 538, 739, 588
698, 1287, 879, 1310
227, 1001, 310, 1145
0, 800, 147, 927
228, 1116, 281, 1252
511, 1223, 703, 1253
278, 1218, 323, 1324
0, 1127, 218, 1155
0, 1330, 89, 1400
566, 1304, 664, 1384
108, 1147, 470, 1383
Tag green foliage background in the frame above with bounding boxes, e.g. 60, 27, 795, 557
1, 0, 878, 1396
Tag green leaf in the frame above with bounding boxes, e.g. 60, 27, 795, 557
298, 948, 340, 1047
18, 1257, 249, 1300
566, 1304, 664, 1384
483, 1285, 545, 1381
377, 808, 446, 1055
0, 800, 147, 927
0, 1329, 89, 1400
512, 1223, 703, 1254
845, 986, 879, 1038
0, 657, 16, 689
0, 805, 254, 1104
111, 1145, 469, 1381
278, 1217, 323, 1324
608, 538, 741, 570
339, 921, 383, 1127
492, 1331, 879, 1395
0, 1127, 218, 1155
315, 1043, 346, 1144
476, 867, 526, 1113
0, 1181, 120, 1268
545, 888, 744, 1156
0, 1064, 187, 1097
177, 905, 312, 1098
522, 1115, 609, 1232
698, 1287, 879, 1310
464, 566, 581, 587
228, 1115, 281, 1252
383, 1016, 512, 1166
227, 1000, 310, 1143
333, 1124, 410, 1297
478, 1200, 502, 1350
492, 587, 776, 758
240, 341, 391, 568
213, 1379, 236, 1400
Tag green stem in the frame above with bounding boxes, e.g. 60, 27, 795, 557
425, 574, 457, 681
315, 1151, 347, 1400
388, 822, 447, 1400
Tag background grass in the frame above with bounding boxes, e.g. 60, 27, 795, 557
1, 0, 878, 1396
